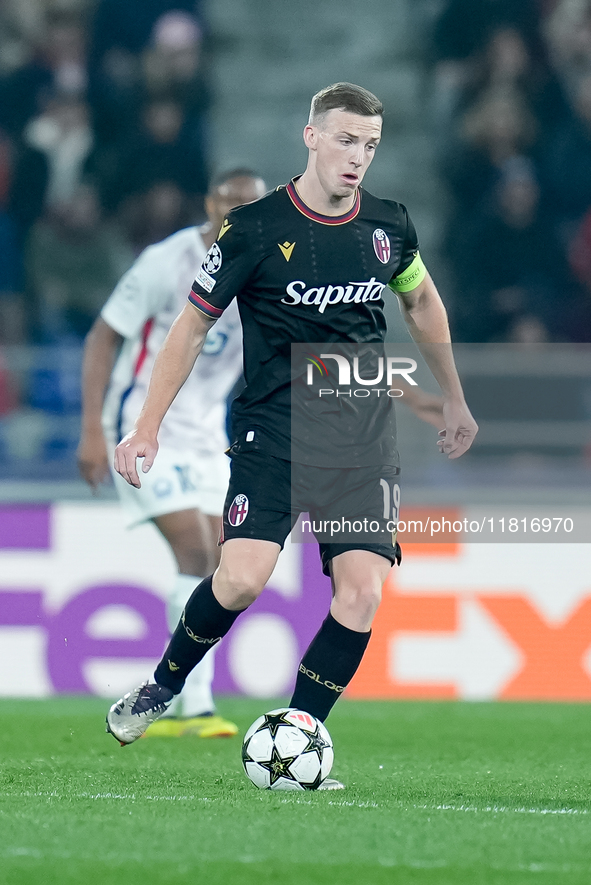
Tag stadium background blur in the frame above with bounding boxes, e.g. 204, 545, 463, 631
1, 0, 591, 705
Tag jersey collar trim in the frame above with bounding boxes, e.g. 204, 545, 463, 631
286, 178, 361, 225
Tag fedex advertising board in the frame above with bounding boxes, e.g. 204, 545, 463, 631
1, 503, 590, 701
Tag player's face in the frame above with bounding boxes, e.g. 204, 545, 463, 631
206, 176, 267, 235
305, 109, 382, 199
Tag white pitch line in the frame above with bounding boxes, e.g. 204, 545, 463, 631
328, 801, 381, 808
413, 803, 589, 816
1, 791, 589, 816
0, 790, 209, 802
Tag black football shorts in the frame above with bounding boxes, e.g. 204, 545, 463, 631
220, 445, 402, 575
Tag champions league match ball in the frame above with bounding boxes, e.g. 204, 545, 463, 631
242, 708, 334, 791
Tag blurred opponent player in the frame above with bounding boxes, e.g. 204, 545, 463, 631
107, 83, 477, 786
78, 169, 267, 738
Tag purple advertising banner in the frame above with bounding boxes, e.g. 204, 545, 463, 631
0, 502, 332, 697
0, 505, 50, 549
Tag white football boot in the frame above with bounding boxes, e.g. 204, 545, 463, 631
106, 681, 175, 745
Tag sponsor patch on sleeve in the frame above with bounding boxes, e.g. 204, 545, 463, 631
196, 266, 216, 293
388, 251, 427, 293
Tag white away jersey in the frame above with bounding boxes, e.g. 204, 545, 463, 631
102, 226, 242, 455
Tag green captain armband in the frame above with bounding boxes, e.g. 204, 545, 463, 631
388, 251, 427, 293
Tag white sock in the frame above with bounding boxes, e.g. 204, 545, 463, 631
165, 574, 215, 718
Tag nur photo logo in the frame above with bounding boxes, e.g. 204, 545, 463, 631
304, 351, 417, 397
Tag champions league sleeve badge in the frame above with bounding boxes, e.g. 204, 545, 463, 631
228, 494, 249, 526
196, 243, 223, 292
203, 242, 223, 274
372, 228, 391, 264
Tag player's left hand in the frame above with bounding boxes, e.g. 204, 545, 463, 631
437, 399, 478, 459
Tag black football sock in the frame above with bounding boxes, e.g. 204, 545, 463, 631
154, 575, 244, 693
289, 612, 371, 721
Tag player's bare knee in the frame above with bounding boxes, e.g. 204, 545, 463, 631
213, 564, 265, 609
335, 582, 382, 622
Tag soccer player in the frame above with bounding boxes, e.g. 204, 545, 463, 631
106, 83, 478, 785
78, 169, 267, 738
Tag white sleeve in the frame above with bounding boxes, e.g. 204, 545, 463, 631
100, 245, 165, 339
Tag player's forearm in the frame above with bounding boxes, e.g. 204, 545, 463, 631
397, 381, 444, 427
81, 318, 122, 434
398, 274, 465, 402
135, 304, 212, 437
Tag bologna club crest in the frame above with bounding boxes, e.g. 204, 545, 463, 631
373, 228, 391, 264
228, 494, 249, 526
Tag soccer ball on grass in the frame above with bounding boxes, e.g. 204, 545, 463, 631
242, 707, 334, 791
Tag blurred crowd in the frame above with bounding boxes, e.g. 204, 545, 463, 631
0, 0, 209, 347
430, 0, 591, 343
2, 1, 591, 354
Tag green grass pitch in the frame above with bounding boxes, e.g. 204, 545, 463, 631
1, 697, 591, 885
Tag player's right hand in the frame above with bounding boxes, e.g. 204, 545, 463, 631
77, 433, 110, 492
114, 429, 159, 488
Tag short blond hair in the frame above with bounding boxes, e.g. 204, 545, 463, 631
309, 82, 383, 124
